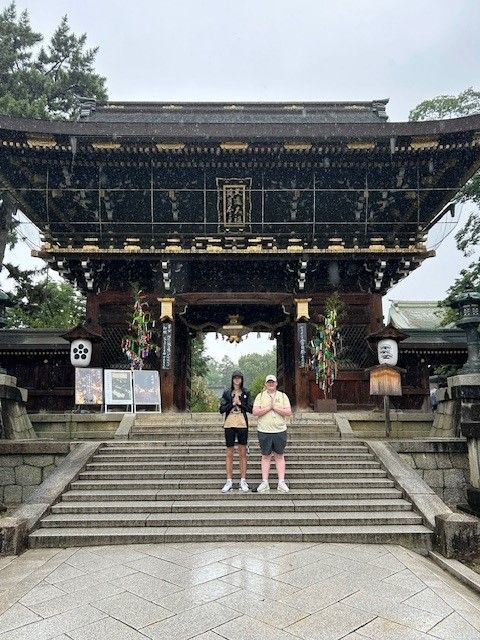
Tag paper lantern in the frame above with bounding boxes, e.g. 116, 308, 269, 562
70, 339, 92, 367
377, 338, 398, 366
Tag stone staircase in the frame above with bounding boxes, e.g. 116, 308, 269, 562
29, 415, 433, 551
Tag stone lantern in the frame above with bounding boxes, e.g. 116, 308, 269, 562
449, 291, 480, 515
451, 291, 480, 374
0, 290, 14, 374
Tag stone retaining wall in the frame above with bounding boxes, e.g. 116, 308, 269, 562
392, 441, 469, 507
0, 442, 70, 504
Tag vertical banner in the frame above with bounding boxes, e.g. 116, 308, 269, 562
297, 322, 308, 368
133, 370, 161, 411
161, 323, 172, 369
75, 368, 103, 405
104, 369, 133, 408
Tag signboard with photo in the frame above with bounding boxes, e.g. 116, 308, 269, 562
75, 368, 103, 405
133, 370, 161, 410
104, 369, 133, 406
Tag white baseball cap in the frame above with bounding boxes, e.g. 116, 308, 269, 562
265, 374, 277, 383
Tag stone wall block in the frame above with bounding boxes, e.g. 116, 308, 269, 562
451, 454, 470, 470
0, 455, 23, 468
4, 485, 22, 504
443, 486, 466, 506
444, 468, 466, 489
25, 455, 55, 467
413, 453, 437, 469
15, 465, 42, 486
0, 468, 15, 485
423, 469, 444, 488
435, 454, 453, 469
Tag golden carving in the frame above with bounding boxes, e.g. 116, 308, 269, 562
409, 137, 439, 150
26, 136, 56, 148
294, 298, 312, 321
346, 141, 376, 150
219, 142, 249, 151
155, 143, 185, 151
91, 141, 121, 150
158, 297, 175, 322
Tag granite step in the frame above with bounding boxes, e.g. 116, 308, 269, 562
28, 525, 433, 550
69, 477, 395, 490
78, 468, 386, 480
86, 460, 381, 471
93, 452, 375, 462
60, 487, 404, 502
51, 498, 414, 514
39, 511, 423, 528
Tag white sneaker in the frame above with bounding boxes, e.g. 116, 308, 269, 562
277, 480, 289, 493
256, 480, 270, 493
221, 480, 233, 493
239, 479, 249, 492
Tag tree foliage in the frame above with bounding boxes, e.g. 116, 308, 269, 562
410, 88, 480, 305
0, 2, 107, 120
3, 264, 85, 329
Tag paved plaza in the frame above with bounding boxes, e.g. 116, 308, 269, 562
0, 542, 479, 639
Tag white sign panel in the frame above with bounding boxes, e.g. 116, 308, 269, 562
75, 368, 103, 405
133, 370, 161, 410
104, 369, 133, 406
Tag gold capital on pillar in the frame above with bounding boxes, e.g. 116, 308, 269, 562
294, 298, 312, 322
157, 297, 175, 322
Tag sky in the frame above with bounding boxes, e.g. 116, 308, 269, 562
3, 0, 480, 361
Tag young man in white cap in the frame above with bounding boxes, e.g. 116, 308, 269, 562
252, 374, 292, 492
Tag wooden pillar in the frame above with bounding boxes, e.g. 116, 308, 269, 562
279, 324, 309, 410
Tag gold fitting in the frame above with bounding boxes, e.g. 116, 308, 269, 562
155, 143, 185, 151
157, 297, 175, 322
26, 136, 56, 148
294, 298, 312, 321
346, 141, 376, 151
91, 141, 121, 150
409, 137, 439, 150
219, 142, 249, 151
284, 143, 312, 151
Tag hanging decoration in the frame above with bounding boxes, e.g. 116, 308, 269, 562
308, 293, 345, 397
121, 286, 156, 369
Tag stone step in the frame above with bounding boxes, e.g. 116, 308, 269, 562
28, 525, 433, 549
61, 487, 403, 502
86, 460, 381, 471
102, 443, 368, 452
93, 452, 375, 462
39, 511, 423, 529
131, 435, 340, 441
70, 477, 395, 490
51, 498, 414, 514
78, 468, 387, 481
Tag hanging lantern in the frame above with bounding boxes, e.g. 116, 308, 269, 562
377, 338, 399, 366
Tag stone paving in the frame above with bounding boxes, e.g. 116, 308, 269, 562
0, 542, 479, 639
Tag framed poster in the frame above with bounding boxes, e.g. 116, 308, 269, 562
104, 369, 133, 407
133, 370, 161, 410
75, 368, 103, 405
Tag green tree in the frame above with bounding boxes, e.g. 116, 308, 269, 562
190, 375, 218, 413
409, 88, 480, 309
0, 2, 107, 120
191, 335, 210, 378
3, 264, 85, 328
238, 348, 277, 389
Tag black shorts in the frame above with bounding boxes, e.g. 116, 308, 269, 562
257, 430, 288, 455
224, 427, 248, 448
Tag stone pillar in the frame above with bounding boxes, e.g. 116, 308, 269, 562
0, 374, 36, 440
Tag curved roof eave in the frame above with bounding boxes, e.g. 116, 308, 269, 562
0, 112, 480, 143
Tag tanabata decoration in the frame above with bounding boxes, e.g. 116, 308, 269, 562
121, 286, 156, 370
308, 294, 344, 397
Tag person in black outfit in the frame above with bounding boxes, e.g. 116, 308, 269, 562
219, 370, 253, 492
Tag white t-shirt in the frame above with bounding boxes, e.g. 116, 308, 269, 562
253, 390, 291, 433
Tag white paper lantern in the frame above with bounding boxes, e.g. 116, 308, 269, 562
377, 338, 398, 366
70, 339, 92, 367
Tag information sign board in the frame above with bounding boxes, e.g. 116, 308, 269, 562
104, 369, 133, 406
133, 370, 161, 410
75, 368, 103, 405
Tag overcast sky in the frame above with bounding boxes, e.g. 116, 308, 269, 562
4, 0, 480, 361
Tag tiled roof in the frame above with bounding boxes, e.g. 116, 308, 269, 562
388, 300, 446, 329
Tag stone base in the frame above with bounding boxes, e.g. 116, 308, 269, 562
314, 399, 337, 413
435, 512, 480, 559
0, 378, 36, 440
